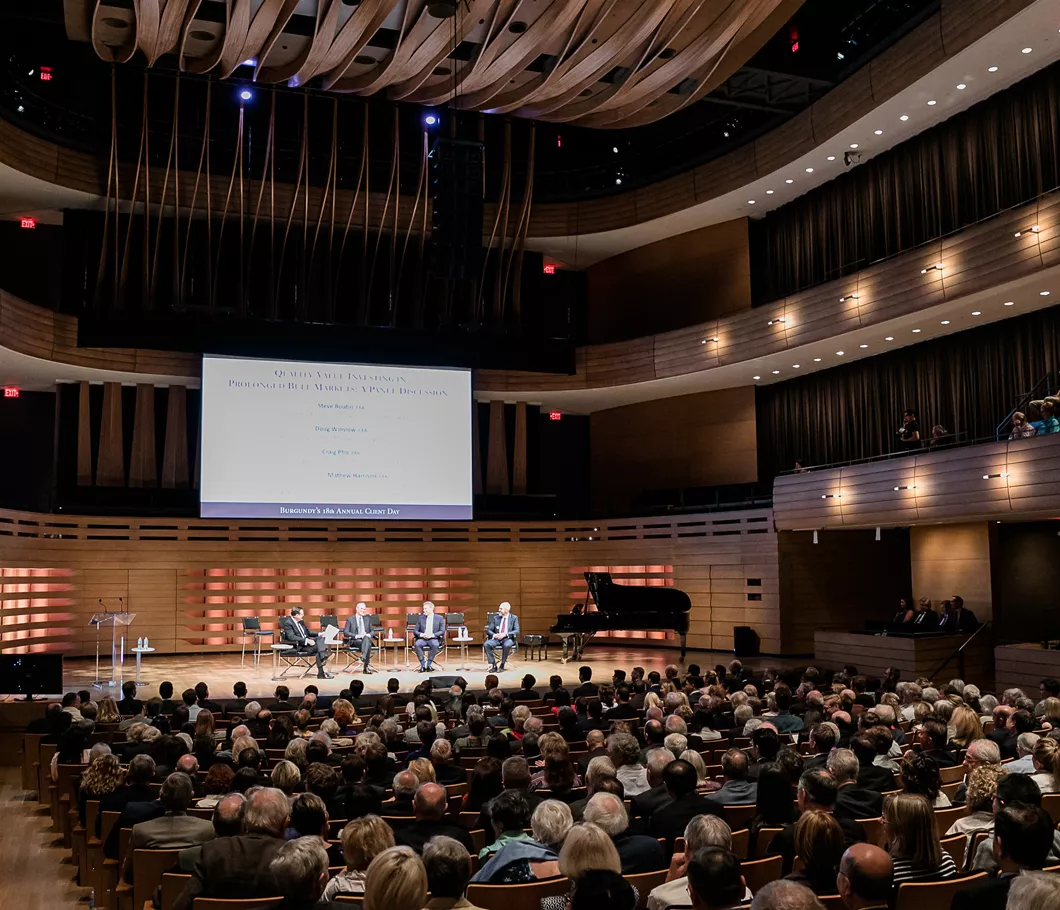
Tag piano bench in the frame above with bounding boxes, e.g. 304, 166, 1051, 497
521, 634, 551, 660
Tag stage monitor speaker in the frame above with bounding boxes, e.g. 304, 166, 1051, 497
429, 675, 461, 689
429, 138, 485, 281
733, 626, 760, 657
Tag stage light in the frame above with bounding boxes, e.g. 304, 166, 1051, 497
912, 328, 922, 333
849, 143, 858, 149
988, 66, 998, 73
747, 199, 756, 205
772, 370, 780, 374
971, 311, 981, 316
983, 473, 1009, 480
805, 167, 814, 173
792, 364, 800, 369
927, 100, 937, 106
1014, 225, 1040, 237
859, 344, 868, 348
874, 129, 883, 135
239, 88, 253, 101
885, 336, 894, 341
1004, 301, 1014, 306
893, 485, 915, 491
423, 113, 438, 126
920, 263, 943, 274
1022, 47, 1033, 54
785, 179, 794, 184
827, 155, 836, 161
956, 83, 966, 90
242, 58, 257, 67
836, 351, 844, 356
766, 189, 774, 194
1041, 291, 1051, 296
753, 375, 761, 380
813, 357, 822, 362
940, 320, 950, 325
900, 115, 909, 121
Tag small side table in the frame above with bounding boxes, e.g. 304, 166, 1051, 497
450, 634, 474, 671
130, 646, 155, 687
271, 643, 294, 680
381, 636, 404, 667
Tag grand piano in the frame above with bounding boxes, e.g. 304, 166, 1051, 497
550, 571, 693, 663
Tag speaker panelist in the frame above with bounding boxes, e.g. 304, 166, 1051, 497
484, 601, 519, 673
343, 602, 378, 674
413, 600, 444, 673
280, 606, 332, 679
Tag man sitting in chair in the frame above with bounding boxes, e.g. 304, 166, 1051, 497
343, 602, 378, 675
485, 601, 520, 673
280, 606, 332, 679
414, 600, 444, 673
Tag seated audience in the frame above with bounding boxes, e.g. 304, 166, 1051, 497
899, 751, 950, 807
363, 846, 428, 910
609, 732, 649, 796
1030, 737, 1060, 793
269, 837, 343, 910
704, 749, 757, 810
685, 847, 752, 910
323, 815, 395, 899
648, 815, 752, 910
1005, 872, 1060, 909
944, 763, 1006, 852
463, 757, 503, 813
286, 793, 328, 840
882, 793, 957, 887
651, 760, 723, 845
476, 789, 534, 863
421, 835, 478, 910
836, 843, 892, 910
542, 822, 637, 910
784, 811, 846, 896
828, 750, 883, 821
395, 782, 474, 854
584, 791, 666, 873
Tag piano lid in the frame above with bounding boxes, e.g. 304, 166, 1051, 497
584, 571, 691, 614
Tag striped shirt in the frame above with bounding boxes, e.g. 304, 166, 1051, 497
891, 851, 958, 887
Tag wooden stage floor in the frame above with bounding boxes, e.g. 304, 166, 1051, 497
51, 645, 793, 699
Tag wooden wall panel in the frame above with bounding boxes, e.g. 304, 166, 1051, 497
0, 507, 780, 658
95, 382, 124, 487
76, 380, 92, 486
161, 385, 189, 489
128, 384, 157, 488
773, 433, 1060, 530
485, 401, 509, 495
910, 523, 994, 622
590, 387, 758, 514
512, 402, 527, 496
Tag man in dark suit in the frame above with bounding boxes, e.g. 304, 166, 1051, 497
585, 792, 666, 873
98, 754, 158, 838
413, 600, 444, 672
194, 682, 224, 714
851, 734, 897, 792
803, 723, 837, 772
342, 602, 379, 674
227, 682, 250, 715
174, 787, 289, 910
829, 749, 884, 821
484, 601, 520, 672
510, 674, 541, 702
394, 783, 475, 854
117, 680, 144, 716
648, 760, 723, 847
918, 719, 960, 767
279, 606, 331, 679
577, 730, 609, 775
269, 686, 295, 712
607, 686, 637, 719
703, 749, 757, 811
837, 844, 892, 910
156, 681, 180, 714
950, 803, 1055, 910
630, 749, 674, 829
940, 595, 978, 633
573, 666, 599, 699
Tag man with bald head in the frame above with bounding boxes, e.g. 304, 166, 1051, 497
837, 844, 892, 910
175, 787, 289, 910
484, 601, 520, 672
179, 792, 247, 871
395, 782, 475, 854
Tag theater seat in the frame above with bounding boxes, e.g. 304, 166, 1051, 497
894, 874, 987, 910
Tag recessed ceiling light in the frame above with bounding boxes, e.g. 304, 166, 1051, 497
772, 370, 781, 375
813, 358, 822, 362
792, 364, 801, 369
748, 200, 756, 205
988, 66, 998, 73
1040, 290, 1051, 296
827, 156, 836, 161
912, 328, 922, 333
940, 320, 950, 325
874, 129, 883, 135
899, 115, 909, 121
849, 143, 859, 149
753, 375, 761, 380
859, 344, 868, 348
805, 167, 814, 173
885, 336, 894, 341
927, 100, 937, 106
836, 351, 845, 356
1004, 301, 1014, 306
971, 311, 981, 316
785, 179, 794, 184
956, 83, 966, 90
766, 189, 774, 194
1022, 47, 1033, 54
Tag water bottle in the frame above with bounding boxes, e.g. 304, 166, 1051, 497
137, 637, 143, 649
144, 636, 149, 649
89, 889, 95, 910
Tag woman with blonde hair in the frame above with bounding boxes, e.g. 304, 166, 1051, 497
271, 759, 301, 795
95, 696, 120, 725
882, 793, 958, 886
407, 756, 436, 785
541, 823, 633, 910
1031, 738, 1060, 793
949, 705, 983, 749
944, 763, 1006, 857
284, 736, 308, 771
324, 815, 396, 899
77, 752, 124, 823
363, 845, 426, 910
786, 811, 846, 895
643, 692, 662, 712
679, 749, 717, 794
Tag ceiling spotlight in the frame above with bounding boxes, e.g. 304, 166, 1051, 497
874, 129, 883, 135
767, 317, 786, 326
899, 114, 909, 121
766, 189, 775, 195
940, 320, 950, 325
827, 155, 836, 161
893, 485, 916, 491
956, 83, 966, 90
859, 344, 868, 348
239, 88, 253, 101
839, 293, 860, 302
983, 473, 1010, 480
849, 143, 859, 149
805, 167, 814, 173
423, 112, 439, 126
612, 146, 618, 153
793, 364, 801, 369
836, 351, 845, 356
813, 357, 822, 362
912, 328, 922, 333
971, 311, 981, 316
927, 100, 937, 106
1004, 300, 1014, 306
753, 375, 761, 380
1022, 47, 1033, 54
772, 370, 780, 374
885, 336, 894, 341
748, 200, 756, 205
1041, 290, 1051, 296
785, 179, 794, 184
988, 65, 998, 73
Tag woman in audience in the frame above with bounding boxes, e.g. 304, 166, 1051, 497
268, 714, 294, 749
557, 707, 583, 743
407, 756, 436, 785
643, 692, 662, 712
750, 762, 799, 856
332, 699, 357, 735
541, 823, 637, 910
785, 811, 846, 895
194, 709, 216, 740
324, 815, 396, 899
475, 799, 572, 884
52, 725, 91, 780
321, 718, 352, 748
463, 757, 503, 812
678, 749, 720, 795
551, 688, 572, 715
569, 870, 636, 910
530, 734, 582, 800
284, 737, 309, 772
978, 694, 998, 724
949, 705, 983, 749
944, 763, 1005, 860
900, 751, 950, 807
95, 696, 120, 725
1030, 738, 1060, 793
363, 845, 427, 910
1039, 698, 1060, 730
882, 793, 958, 886
271, 759, 302, 796
77, 751, 124, 823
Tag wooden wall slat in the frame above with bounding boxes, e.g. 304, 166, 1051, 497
161, 384, 189, 489
512, 401, 527, 496
76, 380, 92, 486
485, 400, 509, 495
95, 382, 124, 487
128, 384, 157, 488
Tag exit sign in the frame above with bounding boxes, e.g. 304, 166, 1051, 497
20, 217, 36, 229
3, 388, 19, 398
549, 410, 562, 421
543, 264, 556, 275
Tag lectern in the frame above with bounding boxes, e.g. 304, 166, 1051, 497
89, 612, 136, 688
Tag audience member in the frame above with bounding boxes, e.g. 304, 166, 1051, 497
882, 793, 957, 887
363, 846, 428, 910
585, 791, 666, 873
323, 816, 395, 899
836, 843, 892, 910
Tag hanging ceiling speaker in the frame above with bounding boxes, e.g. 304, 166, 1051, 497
428, 1, 459, 17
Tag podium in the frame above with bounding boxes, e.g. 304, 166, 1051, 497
89, 612, 136, 688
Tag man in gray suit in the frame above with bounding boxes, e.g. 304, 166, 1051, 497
413, 600, 445, 672
123, 773, 215, 882
484, 601, 520, 672
703, 749, 758, 810
342, 602, 378, 674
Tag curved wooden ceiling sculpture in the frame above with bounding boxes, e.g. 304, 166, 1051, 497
76, 0, 802, 127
